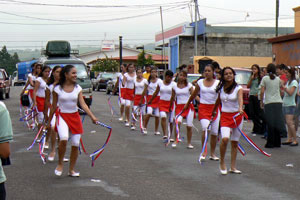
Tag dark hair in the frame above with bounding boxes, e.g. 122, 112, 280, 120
47, 65, 61, 85
177, 70, 188, 87
179, 64, 187, 71
38, 65, 51, 77
251, 64, 262, 84
136, 67, 143, 73
59, 65, 76, 86
286, 66, 296, 85
31, 62, 37, 69
276, 63, 287, 71
127, 63, 135, 72
165, 70, 174, 77
148, 67, 158, 83
34, 64, 42, 76
216, 67, 237, 93
266, 63, 276, 80
211, 61, 220, 70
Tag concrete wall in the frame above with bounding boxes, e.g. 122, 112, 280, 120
178, 34, 273, 66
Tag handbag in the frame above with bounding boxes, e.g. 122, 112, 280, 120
21, 94, 30, 107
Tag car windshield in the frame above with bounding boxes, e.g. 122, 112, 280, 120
187, 75, 201, 83
48, 64, 88, 79
0, 72, 3, 79
101, 73, 114, 79
235, 70, 251, 85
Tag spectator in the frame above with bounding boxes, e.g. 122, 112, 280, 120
0, 101, 13, 200
276, 64, 288, 97
282, 67, 298, 146
260, 63, 286, 148
143, 65, 151, 79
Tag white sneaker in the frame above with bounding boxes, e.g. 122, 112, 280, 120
125, 122, 130, 127
131, 126, 136, 130
187, 144, 194, 149
154, 131, 160, 135
63, 158, 69, 162
143, 128, 147, 135
172, 143, 177, 148
118, 117, 123, 121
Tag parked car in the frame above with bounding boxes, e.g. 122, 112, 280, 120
187, 73, 202, 84
91, 73, 101, 91
0, 69, 10, 100
106, 73, 120, 95
234, 68, 251, 116
95, 73, 117, 91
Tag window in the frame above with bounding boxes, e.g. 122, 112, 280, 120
235, 70, 251, 85
48, 64, 88, 79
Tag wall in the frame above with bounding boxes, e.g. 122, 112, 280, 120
272, 39, 300, 66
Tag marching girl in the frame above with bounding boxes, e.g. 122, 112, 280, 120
113, 64, 127, 121
132, 68, 148, 130
122, 64, 136, 127
184, 64, 220, 160
48, 65, 98, 177
140, 67, 162, 135
148, 70, 176, 140
44, 66, 62, 161
170, 70, 195, 149
212, 67, 244, 175
33, 65, 51, 139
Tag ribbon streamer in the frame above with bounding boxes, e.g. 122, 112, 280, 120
27, 125, 45, 150
108, 95, 119, 117
175, 111, 184, 143
38, 129, 47, 164
164, 112, 173, 146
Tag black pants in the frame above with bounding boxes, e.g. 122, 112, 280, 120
264, 103, 286, 147
0, 182, 5, 200
249, 95, 265, 134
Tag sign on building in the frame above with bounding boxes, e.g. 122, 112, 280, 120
101, 40, 115, 52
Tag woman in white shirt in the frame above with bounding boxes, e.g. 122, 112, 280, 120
48, 65, 98, 177
122, 64, 136, 127
212, 67, 244, 175
132, 68, 148, 130
170, 70, 194, 149
185, 64, 220, 160
113, 64, 127, 121
140, 67, 162, 135
149, 70, 176, 140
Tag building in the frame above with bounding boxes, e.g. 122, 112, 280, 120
268, 6, 300, 66
155, 19, 294, 73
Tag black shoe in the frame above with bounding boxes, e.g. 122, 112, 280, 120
282, 141, 292, 145
290, 142, 298, 147
265, 144, 274, 148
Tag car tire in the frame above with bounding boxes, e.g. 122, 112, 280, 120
92, 85, 95, 91
0, 92, 5, 100
5, 90, 9, 99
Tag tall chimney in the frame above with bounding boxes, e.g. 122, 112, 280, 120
293, 6, 300, 33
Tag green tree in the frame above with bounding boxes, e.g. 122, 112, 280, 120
145, 54, 155, 65
0, 46, 20, 75
92, 55, 119, 72
137, 50, 155, 67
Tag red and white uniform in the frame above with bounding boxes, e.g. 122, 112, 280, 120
197, 79, 220, 135
133, 78, 148, 114
35, 77, 47, 123
54, 85, 83, 147
123, 72, 136, 106
47, 84, 58, 128
147, 78, 163, 117
27, 73, 36, 104
158, 81, 176, 118
173, 82, 194, 126
118, 73, 126, 105
220, 85, 243, 141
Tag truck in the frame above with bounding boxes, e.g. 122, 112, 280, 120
12, 60, 37, 86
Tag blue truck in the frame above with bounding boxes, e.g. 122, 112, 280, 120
12, 60, 37, 86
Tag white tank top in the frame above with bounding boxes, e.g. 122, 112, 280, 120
220, 85, 243, 113
198, 79, 219, 104
118, 73, 124, 89
27, 73, 36, 90
134, 78, 148, 95
124, 72, 136, 89
159, 81, 176, 101
54, 85, 82, 113
36, 77, 47, 98
47, 84, 56, 105
148, 79, 163, 96
173, 82, 193, 104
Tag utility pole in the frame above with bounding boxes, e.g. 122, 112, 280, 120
119, 36, 123, 70
160, 6, 167, 70
194, 0, 198, 56
275, 0, 279, 36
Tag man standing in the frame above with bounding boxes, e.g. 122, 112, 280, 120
0, 101, 13, 200
143, 65, 151, 80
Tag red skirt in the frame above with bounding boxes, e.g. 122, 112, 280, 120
57, 111, 83, 134
134, 94, 145, 106
147, 95, 160, 108
220, 112, 243, 128
120, 88, 126, 99
159, 100, 173, 112
198, 103, 219, 121
29, 89, 34, 99
175, 103, 195, 118
36, 96, 45, 112
124, 88, 134, 101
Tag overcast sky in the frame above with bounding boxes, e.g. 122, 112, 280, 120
0, 0, 299, 49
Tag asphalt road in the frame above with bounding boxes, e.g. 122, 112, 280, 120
3, 86, 300, 200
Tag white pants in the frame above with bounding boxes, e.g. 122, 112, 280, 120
125, 99, 132, 107
200, 112, 220, 136
133, 105, 146, 115
37, 111, 44, 124
147, 107, 160, 117
47, 109, 56, 128
120, 98, 125, 105
160, 110, 175, 122
220, 119, 243, 141
57, 116, 81, 147
177, 110, 194, 127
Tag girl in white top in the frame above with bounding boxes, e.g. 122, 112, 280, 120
212, 67, 244, 175
113, 64, 127, 121
170, 70, 194, 149
122, 64, 136, 127
132, 68, 148, 130
140, 67, 162, 135
185, 64, 220, 160
33, 66, 51, 142
149, 70, 176, 140
48, 65, 98, 177
44, 66, 62, 161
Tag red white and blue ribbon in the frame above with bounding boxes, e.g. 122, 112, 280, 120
198, 120, 212, 164
175, 111, 184, 143
108, 95, 119, 117
90, 121, 112, 167
233, 113, 271, 157
27, 124, 45, 150
79, 111, 88, 155
164, 112, 173, 146
131, 105, 146, 134
38, 129, 47, 164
